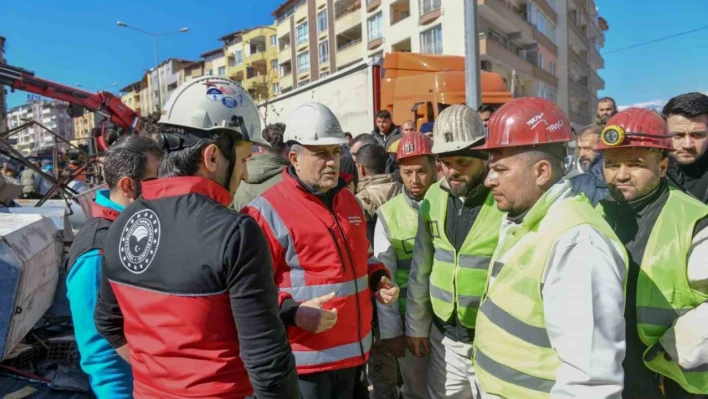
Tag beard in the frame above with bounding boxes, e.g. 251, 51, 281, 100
448, 171, 486, 198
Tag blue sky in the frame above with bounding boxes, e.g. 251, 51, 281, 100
1, 0, 707, 109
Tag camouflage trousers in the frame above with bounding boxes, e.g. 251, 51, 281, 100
368, 341, 400, 399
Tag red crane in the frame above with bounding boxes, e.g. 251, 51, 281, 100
0, 62, 141, 152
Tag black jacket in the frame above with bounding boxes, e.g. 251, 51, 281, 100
569, 154, 609, 206
667, 154, 708, 203
95, 176, 299, 399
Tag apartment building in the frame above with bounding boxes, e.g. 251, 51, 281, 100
120, 77, 146, 115
7, 97, 75, 154
272, 0, 607, 127
218, 26, 280, 103
73, 110, 105, 146
0, 36, 7, 136
144, 58, 198, 114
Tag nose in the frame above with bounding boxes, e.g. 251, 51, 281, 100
681, 136, 694, 148
484, 170, 498, 188
615, 164, 631, 181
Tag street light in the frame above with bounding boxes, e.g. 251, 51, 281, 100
116, 21, 189, 111
75, 82, 118, 92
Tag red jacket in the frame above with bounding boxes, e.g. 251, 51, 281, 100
244, 168, 388, 374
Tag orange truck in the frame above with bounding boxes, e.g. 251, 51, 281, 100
259, 52, 513, 133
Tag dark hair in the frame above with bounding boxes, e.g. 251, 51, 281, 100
344, 132, 353, 139
577, 124, 603, 137
597, 97, 617, 109
355, 144, 388, 174
340, 155, 358, 189
103, 135, 163, 190
261, 123, 287, 154
375, 110, 392, 120
350, 133, 379, 150
477, 105, 495, 113
662, 92, 708, 120
158, 131, 235, 178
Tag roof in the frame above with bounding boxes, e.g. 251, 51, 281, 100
119, 80, 142, 93
272, 0, 299, 17
199, 48, 224, 58
219, 29, 244, 41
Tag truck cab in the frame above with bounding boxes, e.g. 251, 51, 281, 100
379, 52, 513, 130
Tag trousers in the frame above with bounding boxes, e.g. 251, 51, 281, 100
298, 367, 357, 399
427, 325, 477, 399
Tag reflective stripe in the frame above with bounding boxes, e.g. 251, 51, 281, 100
459, 254, 492, 270
398, 258, 412, 271
434, 248, 455, 263
250, 196, 304, 287
459, 294, 481, 309
279, 275, 369, 302
637, 306, 692, 327
433, 249, 490, 270
293, 331, 373, 366
481, 298, 551, 348
368, 256, 381, 265
490, 261, 505, 278
476, 349, 554, 394
430, 284, 453, 303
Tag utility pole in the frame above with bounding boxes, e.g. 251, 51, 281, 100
464, 0, 481, 110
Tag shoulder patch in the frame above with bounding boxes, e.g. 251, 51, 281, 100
119, 209, 161, 274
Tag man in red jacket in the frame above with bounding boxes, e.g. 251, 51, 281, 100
244, 102, 400, 399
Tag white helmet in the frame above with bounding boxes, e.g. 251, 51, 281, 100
432, 104, 486, 155
158, 76, 267, 148
283, 102, 346, 145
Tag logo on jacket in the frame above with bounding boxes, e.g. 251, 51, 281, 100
119, 209, 161, 274
348, 215, 362, 225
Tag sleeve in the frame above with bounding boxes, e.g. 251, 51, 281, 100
405, 212, 435, 338
67, 251, 133, 397
242, 204, 295, 315
223, 216, 300, 399
94, 256, 127, 349
542, 226, 627, 399
373, 214, 404, 339
658, 223, 708, 370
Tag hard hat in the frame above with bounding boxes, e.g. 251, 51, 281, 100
596, 107, 672, 151
283, 102, 346, 145
397, 132, 433, 161
388, 138, 401, 154
432, 104, 486, 154
158, 76, 266, 149
479, 97, 572, 150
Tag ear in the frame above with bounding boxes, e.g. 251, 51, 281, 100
357, 163, 366, 177
658, 154, 669, 178
202, 144, 220, 174
288, 150, 299, 169
117, 176, 137, 200
534, 159, 553, 187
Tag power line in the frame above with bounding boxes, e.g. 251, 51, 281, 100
602, 24, 708, 55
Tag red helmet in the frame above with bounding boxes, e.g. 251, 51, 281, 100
596, 107, 672, 151
478, 97, 572, 150
396, 132, 433, 161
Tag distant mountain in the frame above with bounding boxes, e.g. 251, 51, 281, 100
618, 91, 708, 112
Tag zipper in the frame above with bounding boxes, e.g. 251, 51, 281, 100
328, 207, 366, 362
328, 228, 346, 272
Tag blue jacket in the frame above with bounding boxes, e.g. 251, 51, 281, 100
66, 190, 133, 399
569, 154, 610, 207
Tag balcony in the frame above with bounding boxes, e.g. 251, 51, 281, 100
390, 0, 410, 25
569, 49, 588, 69
280, 74, 294, 91
590, 45, 604, 69
568, 14, 589, 48
279, 47, 292, 66
336, 5, 362, 35
569, 76, 590, 98
246, 50, 268, 64
479, 36, 533, 76
294, 3, 308, 23
336, 40, 363, 68
335, 0, 361, 20
536, 0, 558, 21
590, 70, 605, 91
532, 27, 557, 54
244, 74, 268, 89
477, 0, 534, 45
532, 64, 557, 87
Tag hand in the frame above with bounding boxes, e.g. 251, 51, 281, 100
295, 292, 338, 333
382, 336, 406, 358
406, 336, 429, 358
375, 276, 400, 305
115, 344, 131, 364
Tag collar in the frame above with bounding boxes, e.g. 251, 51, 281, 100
141, 176, 232, 207
358, 174, 395, 189
403, 188, 422, 211
284, 166, 347, 203
91, 189, 123, 221
506, 179, 574, 228
603, 179, 669, 217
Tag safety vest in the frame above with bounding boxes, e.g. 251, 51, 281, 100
421, 181, 503, 328
475, 191, 627, 399
607, 187, 708, 394
376, 193, 419, 313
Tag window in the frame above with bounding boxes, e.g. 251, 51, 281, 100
206, 69, 213, 76
419, 0, 441, 15
296, 22, 309, 44
300, 79, 310, 85
319, 41, 329, 63
270, 35, 277, 46
539, 53, 545, 69
527, 3, 556, 44
550, 61, 556, 76
271, 59, 279, 71
317, 10, 328, 33
235, 50, 243, 64
368, 12, 383, 41
273, 83, 280, 94
218, 66, 226, 76
297, 51, 310, 74
420, 25, 442, 54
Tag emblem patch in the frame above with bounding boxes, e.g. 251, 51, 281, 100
119, 209, 161, 274
206, 87, 224, 102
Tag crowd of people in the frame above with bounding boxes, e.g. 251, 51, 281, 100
63, 72, 708, 399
